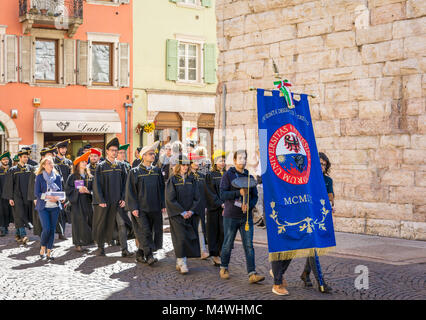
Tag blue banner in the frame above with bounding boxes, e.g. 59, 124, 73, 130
256, 89, 336, 261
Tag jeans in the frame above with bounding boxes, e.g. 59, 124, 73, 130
220, 216, 256, 275
39, 207, 60, 249
15, 227, 27, 237
271, 259, 292, 285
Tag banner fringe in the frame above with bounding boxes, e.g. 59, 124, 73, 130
269, 246, 335, 262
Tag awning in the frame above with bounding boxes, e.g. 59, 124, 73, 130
36, 109, 122, 134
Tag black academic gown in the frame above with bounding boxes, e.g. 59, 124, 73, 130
88, 162, 98, 177
2, 164, 35, 229
131, 159, 141, 168
112, 161, 134, 242
165, 174, 201, 258
125, 164, 165, 254
188, 171, 208, 236
205, 169, 225, 257
0, 166, 13, 229
65, 173, 94, 246
54, 156, 73, 226
92, 159, 127, 246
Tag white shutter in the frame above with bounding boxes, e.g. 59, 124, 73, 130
119, 42, 129, 87
19, 36, 33, 84
64, 39, 76, 85
0, 35, 4, 83
113, 42, 119, 87
5, 35, 18, 83
120, 0, 130, 4
77, 40, 88, 85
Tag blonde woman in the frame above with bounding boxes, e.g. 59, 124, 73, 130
34, 156, 63, 261
165, 155, 200, 274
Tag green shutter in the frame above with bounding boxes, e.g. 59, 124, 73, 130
203, 43, 216, 84
201, 0, 212, 7
166, 39, 178, 81
169, 0, 178, 3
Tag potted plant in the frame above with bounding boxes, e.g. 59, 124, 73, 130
40, 8, 48, 15
29, 7, 39, 14
135, 121, 156, 134
48, 11, 54, 17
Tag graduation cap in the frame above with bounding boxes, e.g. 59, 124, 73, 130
0, 151, 11, 161
55, 139, 71, 149
106, 137, 120, 150
17, 149, 30, 157
13, 155, 19, 162
83, 144, 92, 150
40, 146, 56, 157
176, 154, 190, 165
119, 143, 130, 151
73, 151, 91, 166
231, 176, 257, 190
212, 149, 229, 162
90, 148, 101, 157
136, 146, 142, 153
22, 146, 32, 153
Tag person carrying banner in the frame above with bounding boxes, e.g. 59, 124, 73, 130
54, 139, 73, 240
126, 144, 165, 265
65, 151, 94, 253
92, 137, 128, 257
188, 153, 209, 260
300, 152, 334, 293
165, 155, 201, 274
205, 150, 227, 266
219, 150, 265, 284
0, 152, 13, 237
2, 149, 36, 245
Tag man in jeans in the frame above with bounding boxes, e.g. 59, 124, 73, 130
219, 150, 265, 284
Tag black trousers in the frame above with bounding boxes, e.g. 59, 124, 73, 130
271, 259, 292, 285
131, 211, 163, 258
0, 199, 11, 228
303, 256, 323, 284
12, 200, 32, 229
115, 213, 128, 250
206, 208, 224, 256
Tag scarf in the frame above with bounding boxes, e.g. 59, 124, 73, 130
42, 170, 60, 192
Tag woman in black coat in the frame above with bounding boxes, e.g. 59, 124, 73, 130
165, 155, 200, 274
65, 152, 94, 252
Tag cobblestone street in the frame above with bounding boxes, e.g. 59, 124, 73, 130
0, 224, 424, 300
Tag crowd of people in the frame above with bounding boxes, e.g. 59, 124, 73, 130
0, 137, 335, 296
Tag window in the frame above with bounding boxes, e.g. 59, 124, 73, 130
183, 0, 197, 4
92, 42, 113, 86
35, 38, 58, 83
178, 43, 198, 82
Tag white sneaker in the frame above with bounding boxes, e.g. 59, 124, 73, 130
179, 264, 189, 274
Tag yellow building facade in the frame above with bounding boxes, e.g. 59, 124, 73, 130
132, 0, 217, 160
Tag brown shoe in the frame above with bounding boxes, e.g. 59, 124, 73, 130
269, 269, 288, 287
200, 251, 210, 260
272, 285, 289, 296
220, 268, 230, 279
21, 236, 29, 245
212, 256, 221, 266
249, 273, 265, 284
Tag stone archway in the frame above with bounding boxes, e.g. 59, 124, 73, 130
0, 110, 21, 154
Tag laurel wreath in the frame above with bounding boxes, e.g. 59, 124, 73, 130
269, 199, 329, 234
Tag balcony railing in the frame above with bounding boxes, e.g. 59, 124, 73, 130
19, 0, 83, 37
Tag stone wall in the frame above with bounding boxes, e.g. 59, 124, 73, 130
215, 0, 426, 240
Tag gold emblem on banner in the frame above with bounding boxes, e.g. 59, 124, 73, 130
270, 199, 329, 234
